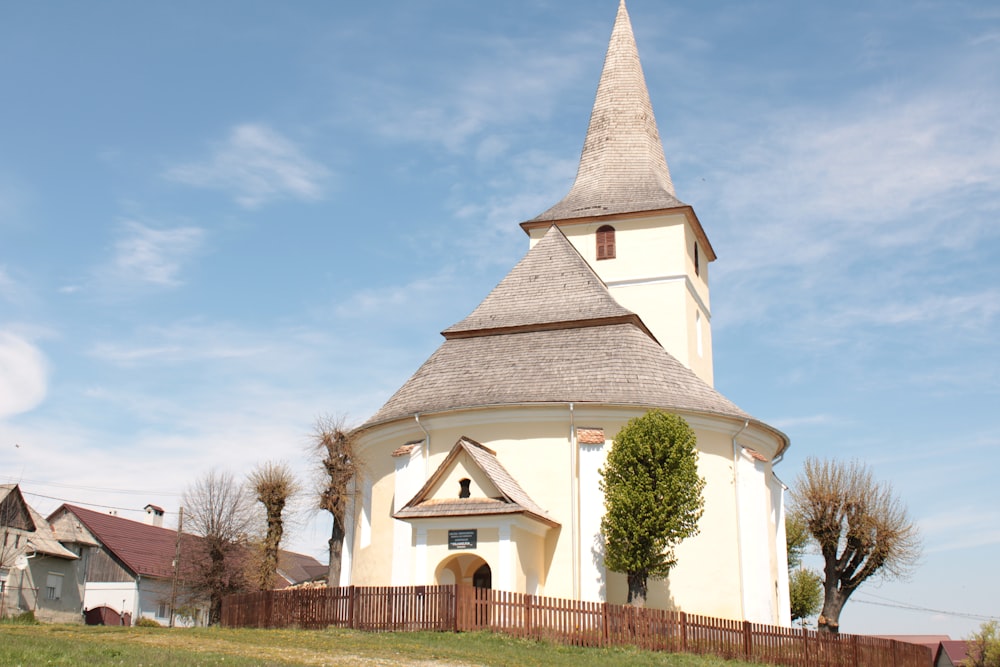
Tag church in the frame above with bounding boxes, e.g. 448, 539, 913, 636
342, 0, 792, 627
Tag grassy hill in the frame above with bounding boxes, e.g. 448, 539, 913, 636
0, 623, 764, 666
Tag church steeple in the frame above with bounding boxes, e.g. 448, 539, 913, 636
521, 1, 717, 386
528, 0, 685, 223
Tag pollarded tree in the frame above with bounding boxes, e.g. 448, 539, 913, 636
600, 410, 705, 606
311, 415, 360, 587
790, 457, 921, 634
248, 461, 298, 591
181, 469, 256, 624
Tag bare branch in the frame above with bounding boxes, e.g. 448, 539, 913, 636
790, 457, 921, 633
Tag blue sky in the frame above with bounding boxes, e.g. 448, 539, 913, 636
2, 0, 998, 638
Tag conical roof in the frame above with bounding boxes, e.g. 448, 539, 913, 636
528, 0, 685, 223
362, 226, 758, 430
443, 225, 645, 338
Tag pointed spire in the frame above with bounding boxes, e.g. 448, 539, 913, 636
529, 0, 684, 223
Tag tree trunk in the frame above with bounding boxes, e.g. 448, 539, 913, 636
327, 519, 345, 587
817, 582, 844, 633
627, 572, 648, 607
260, 506, 284, 590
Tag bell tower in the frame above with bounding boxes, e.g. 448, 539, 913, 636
520, 0, 715, 386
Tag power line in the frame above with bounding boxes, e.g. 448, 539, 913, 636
2, 476, 179, 498
20, 490, 179, 516
854, 593, 999, 623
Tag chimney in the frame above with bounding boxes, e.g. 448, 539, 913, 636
144, 504, 165, 528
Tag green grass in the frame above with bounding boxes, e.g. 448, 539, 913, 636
0, 624, 765, 667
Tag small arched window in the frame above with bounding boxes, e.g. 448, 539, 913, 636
458, 478, 471, 499
596, 225, 616, 260
694, 242, 700, 276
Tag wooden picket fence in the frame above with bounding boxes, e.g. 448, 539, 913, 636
221, 585, 931, 667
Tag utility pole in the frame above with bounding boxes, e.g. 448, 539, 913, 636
168, 507, 183, 627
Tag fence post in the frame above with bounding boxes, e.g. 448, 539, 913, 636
347, 586, 356, 629
851, 633, 860, 666
680, 611, 688, 653
524, 594, 533, 639
602, 603, 609, 647
743, 620, 752, 661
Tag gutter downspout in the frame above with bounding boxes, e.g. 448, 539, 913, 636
732, 419, 750, 621
569, 403, 579, 600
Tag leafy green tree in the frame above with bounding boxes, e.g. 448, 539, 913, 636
789, 568, 823, 624
790, 458, 921, 634
786, 515, 822, 624
600, 410, 705, 606
968, 620, 1000, 667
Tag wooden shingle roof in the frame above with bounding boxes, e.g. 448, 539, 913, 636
364, 226, 761, 430
394, 437, 558, 527
527, 1, 684, 224
443, 225, 647, 339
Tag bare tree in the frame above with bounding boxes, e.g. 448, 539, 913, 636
181, 470, 256, 624
311, 415, 359, 587
248, 461, 298, 590
790, 457, 921, 633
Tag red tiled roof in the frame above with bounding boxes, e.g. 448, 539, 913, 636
938, 640, 969, 665
52, 503, 327, 586
56, 504, 178, 579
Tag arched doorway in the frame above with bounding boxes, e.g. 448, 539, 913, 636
472, 563, 491, 589
434, 554, 491, 588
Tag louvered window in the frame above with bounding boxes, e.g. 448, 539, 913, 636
596, 225, 616, 260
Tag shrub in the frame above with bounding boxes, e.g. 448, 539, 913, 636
1, 610, 39, 624
135, 616, 163, 627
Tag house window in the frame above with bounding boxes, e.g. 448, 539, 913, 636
694, 242, 700, 276
596, 225, 616, 260
157, 602, 168, 618
45, 573, 63, 600
459, 478, 472, 499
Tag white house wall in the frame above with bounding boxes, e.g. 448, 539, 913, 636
770, 473, 792, 626
735, 446, 778, 624
351, 406, 786, 625
84, 580, 138, 622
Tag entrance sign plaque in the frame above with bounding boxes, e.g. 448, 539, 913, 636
448, 529, 477, 550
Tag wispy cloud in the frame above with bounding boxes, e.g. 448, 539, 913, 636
0, 267, 22, 303
165, 124, 330, 208
89, 320, 292, 367
0, 331, 48, 419
107, 221, 205, 288
919, 507, 1000, 554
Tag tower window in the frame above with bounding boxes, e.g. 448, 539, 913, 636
459, 478, 471, 499
596, 225, 616, 260
694, 242, 700, 276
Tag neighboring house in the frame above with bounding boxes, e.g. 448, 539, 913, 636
936, 640, 969, 667
343, 1, 792, 627
275, 550, 328, 589
1, 484, 83, 622
47, 503, 324, 626
875, 636, 969, 667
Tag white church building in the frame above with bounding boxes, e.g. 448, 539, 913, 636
341, 0, 792, 626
